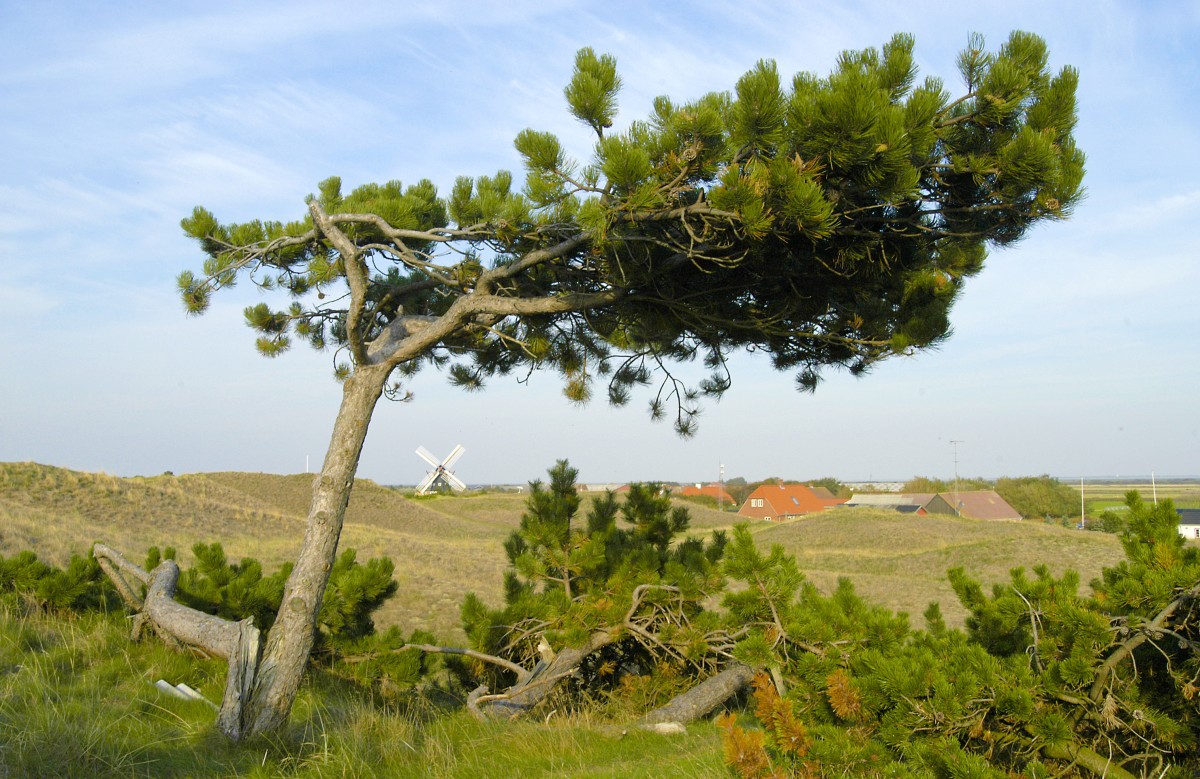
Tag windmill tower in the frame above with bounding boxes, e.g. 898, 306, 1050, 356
414, 445, 467, 495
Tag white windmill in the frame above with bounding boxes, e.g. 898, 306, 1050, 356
414, 445, 468, 495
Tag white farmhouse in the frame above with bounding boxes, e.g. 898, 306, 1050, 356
1178, 509, 1200, 541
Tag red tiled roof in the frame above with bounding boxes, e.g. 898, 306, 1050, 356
679, 484, 735, 503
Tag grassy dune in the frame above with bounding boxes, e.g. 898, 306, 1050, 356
2, 462, 1131, 638
0, 463, 1149, 778
750, 508, 1124, 627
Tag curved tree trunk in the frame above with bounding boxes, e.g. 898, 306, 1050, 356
240, 362, 391, 738
95, 363, 390, 741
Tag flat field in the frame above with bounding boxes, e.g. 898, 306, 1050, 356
1082, 480, 1200, 512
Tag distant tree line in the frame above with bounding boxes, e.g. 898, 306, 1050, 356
901, 474, 1081, 519
721, 476, 852, 507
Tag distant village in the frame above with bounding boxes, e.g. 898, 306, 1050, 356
630, 481, 1025, 522
575, 480, 1200, 539
413, 456, 1200, 539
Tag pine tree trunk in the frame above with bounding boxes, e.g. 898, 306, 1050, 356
637, 663, 755, 726
238, 363, 390, 738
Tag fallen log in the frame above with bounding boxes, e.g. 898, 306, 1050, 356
637, 663, 756, 727
94, 544, 262, 740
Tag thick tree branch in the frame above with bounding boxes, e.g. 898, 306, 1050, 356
93, 543, 149, 610
477, 233, 592, 287
94, 543, 263, 741
637, 663, 756, 726
310, 201, 371, 365
1088, 582, 1200, 704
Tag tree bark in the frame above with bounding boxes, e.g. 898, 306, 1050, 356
1039, 741, 1136, 779
93, 544, 262, 740
637, 663, 756, 726
97, 363, 392, 740
472, 630, 617, 719
239, 362, 391, 738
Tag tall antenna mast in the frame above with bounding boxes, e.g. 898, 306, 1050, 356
950, 440, 964, 516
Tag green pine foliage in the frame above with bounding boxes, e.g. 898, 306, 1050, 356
0, 549, 115, 613
724, 490, 1200, 778
179, 32, 1083, 430
149, 542, 399, 646
461, 460, 726, 688
3, 542, 417, 691
166, 542, 291, 630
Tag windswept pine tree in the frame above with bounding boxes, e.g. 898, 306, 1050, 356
99, 31, 1084, 738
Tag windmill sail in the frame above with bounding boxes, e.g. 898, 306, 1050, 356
414, 445, 467, 495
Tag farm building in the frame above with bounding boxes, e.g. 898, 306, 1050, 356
738, 483, 847, 521
845, 493, 935, 514
1178, 508, 1200, 540
923, 490, 1022, 520
676, 483, 735, 504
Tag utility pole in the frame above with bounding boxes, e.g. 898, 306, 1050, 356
950, 440, 964, 516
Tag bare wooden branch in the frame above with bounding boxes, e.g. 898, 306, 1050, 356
1039, 739, 1136, 779
343, 643, 532, 684
472, 630, 617, 720
93, 543, 149, 610
637, 663, 756, 726
94, 543, 263, 741
1089, 582, 1200, 704
309, 201, 371, 365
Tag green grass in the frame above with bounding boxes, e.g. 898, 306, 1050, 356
0, 606, 726, 779
1081, 481, 1200, 513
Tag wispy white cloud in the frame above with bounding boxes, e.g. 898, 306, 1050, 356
1101, 189, 1200, 233
0, 282, 61, 319
1, 1, 1197, 481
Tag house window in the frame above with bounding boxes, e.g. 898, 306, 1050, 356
750, 498, 764, 508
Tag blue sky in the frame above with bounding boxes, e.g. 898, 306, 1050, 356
1, 1, 1197, 486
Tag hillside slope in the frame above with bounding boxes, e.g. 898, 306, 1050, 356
1, 463, 1128, 637
0, 463, 512, 638
752, 508, 1125, 627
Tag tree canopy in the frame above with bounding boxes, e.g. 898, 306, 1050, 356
179, 30, 1083, 433
146, 31, 1086, 740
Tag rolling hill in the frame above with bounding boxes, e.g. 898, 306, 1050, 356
0, 462, 1128, 638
